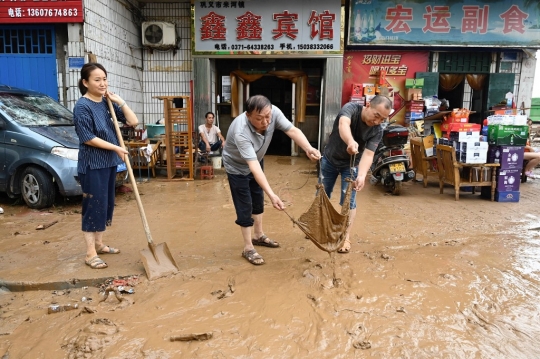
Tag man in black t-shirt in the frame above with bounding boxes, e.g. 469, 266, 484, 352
321, 95, 392, 253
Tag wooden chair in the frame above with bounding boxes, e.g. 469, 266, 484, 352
435, 144, 499, 201
126, 140, 162, 178
410, 137, 439, 187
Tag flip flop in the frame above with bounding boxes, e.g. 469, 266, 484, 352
96, 245, 121, 254
252, 234, 280, 248
337, 239, 351, 254
242, 249, 265, 265
85, 256, 108, 269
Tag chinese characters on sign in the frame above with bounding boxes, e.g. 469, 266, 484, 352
194, 0, 342, 55
0, 0, 84, 24
348, 0, 539, 48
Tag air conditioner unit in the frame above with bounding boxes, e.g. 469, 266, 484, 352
142, 21, 176, 47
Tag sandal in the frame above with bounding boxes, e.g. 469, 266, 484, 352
85, 256, 108, 269
242, 249, 265, 265
252, 234, 280, 248
337, 239, 351, 254
96, 245, 120, 254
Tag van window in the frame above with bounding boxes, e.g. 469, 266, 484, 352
0, 93, 73, 127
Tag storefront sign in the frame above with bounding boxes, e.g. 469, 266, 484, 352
348, 0, 540, 48
0, 0, 83, 24
193, 0, 341, 55
342, 51, 429, 124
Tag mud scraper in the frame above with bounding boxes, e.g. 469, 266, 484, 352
107, 97, 179, 280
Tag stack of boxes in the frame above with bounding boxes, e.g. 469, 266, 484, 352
437, 109, 485, 164
349, 70, 392, 107
482, 112, 528, 202
405, 79, 423, 101
404, 100, 424, 125
404, 78, 424, 126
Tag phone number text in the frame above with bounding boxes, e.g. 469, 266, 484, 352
17, 8, 79, 17
225, 43, 334, 51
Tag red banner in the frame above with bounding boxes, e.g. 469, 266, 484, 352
0, 0, 83, 24
342, 51, 429, 125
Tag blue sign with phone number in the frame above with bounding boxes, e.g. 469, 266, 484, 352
68, 57, 84, 69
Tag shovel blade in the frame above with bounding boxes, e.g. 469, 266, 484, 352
140, 242, 179, 280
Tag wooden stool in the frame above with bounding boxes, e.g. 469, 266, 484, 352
200, 165, 214, 180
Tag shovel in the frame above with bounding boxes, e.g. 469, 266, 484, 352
106, 97, 179, 280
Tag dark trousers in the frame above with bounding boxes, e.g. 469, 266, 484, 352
226, 160, 264, 227
198, 139, 222, 152
79, 166, 117, 232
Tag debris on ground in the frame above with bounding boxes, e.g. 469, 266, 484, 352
36, 220, 58, 230
170, 332, 213, 341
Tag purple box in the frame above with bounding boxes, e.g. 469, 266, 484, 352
487, 145, 524, 169
495, 168, 521, 192
494, 190, 520, 202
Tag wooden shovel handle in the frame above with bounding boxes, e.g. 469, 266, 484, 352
106, 97, 154, 245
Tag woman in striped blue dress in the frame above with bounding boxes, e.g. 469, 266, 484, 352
73, 63, 139, 269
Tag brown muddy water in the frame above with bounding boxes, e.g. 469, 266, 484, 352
1, 155, 540, 358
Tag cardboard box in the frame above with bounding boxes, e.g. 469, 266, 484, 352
495, 168, 521, 192
487, 145, 524, 169
460, 141, 489, 152
423, 135, 434, 156
488, 125, 528, 146
405, 111, 425, 120
493, 109, 519, 115
351, 83, 363, 96
459, 147, 487, 164
405, 78, 424, 88
405, 88, 423, 101
441, 123, 481, 133
363, 84, 375, 95
448, 131, 481, 141
495, 190, 520, 202
480, 187, 520, 202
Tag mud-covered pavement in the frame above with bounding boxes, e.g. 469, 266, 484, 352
1, 155, 540, 358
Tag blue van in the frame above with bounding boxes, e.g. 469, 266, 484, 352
0, 85, 125, 209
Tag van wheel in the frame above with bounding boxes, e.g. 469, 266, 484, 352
21, 167, 56, 209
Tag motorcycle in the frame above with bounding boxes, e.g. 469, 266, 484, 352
369, 122, 415, 195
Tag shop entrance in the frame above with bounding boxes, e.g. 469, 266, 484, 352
250, 75, 292, 156
214, 58, 324, 157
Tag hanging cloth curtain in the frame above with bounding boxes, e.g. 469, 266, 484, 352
230, 70, 265, 118
230, 70, 307, 123
439, 74, 465, 91
465, 74, 487, 91
268, 70, 308, 123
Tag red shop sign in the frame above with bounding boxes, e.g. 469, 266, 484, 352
0, 0, 83, 24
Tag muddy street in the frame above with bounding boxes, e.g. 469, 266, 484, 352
1, 155, 540, 358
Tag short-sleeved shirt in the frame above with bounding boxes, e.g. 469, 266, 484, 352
198, 124, 221, 143
323, 102, 383, 167
222, 105, 293, 175
73, 97, 127, 174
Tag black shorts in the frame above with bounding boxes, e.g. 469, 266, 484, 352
227, 166, 264, 227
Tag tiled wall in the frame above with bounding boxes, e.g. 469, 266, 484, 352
140, 2, 193, 126
64, 0, 143, 120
